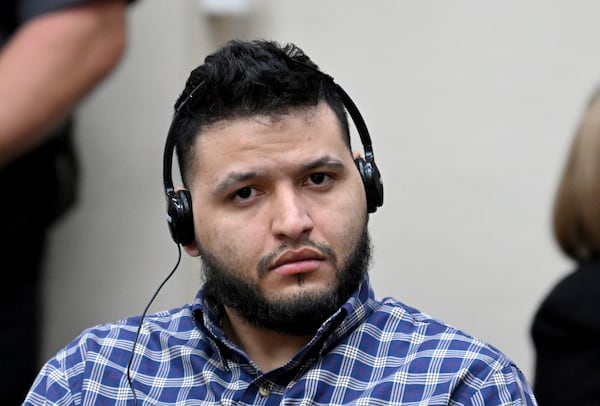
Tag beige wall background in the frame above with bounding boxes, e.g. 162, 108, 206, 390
41, 0, 600, 382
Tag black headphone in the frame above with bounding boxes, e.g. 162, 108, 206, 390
163, 73, 384, 246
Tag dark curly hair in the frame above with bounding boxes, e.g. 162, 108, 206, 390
170, 39, 351, 186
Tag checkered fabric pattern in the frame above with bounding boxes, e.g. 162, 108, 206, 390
24, 278, 537, 405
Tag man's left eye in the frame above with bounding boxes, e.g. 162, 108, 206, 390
308, 173, 329, 185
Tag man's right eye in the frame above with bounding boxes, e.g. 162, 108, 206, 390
233, 186, 254, 201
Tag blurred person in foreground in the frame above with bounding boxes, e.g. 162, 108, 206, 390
531, 86, 600, 405
0, 0, 133, 402
25, 39, 537, 405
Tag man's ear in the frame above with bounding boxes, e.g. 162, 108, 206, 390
353, 150, 362, 160
183, 241, 200, 257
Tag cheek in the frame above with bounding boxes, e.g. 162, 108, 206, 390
195, 214, 265, 271
338, 182, 367, 242
316, 192, 366, 250
331, 172, 368, 216
331, 179, 367, 224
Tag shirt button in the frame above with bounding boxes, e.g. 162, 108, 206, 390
258, 385, 271, 397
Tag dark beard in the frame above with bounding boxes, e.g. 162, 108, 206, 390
201, 225, 372, 336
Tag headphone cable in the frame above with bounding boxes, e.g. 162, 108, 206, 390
126, 242, 182, 405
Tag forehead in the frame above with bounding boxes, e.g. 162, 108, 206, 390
187, 103, 351, 180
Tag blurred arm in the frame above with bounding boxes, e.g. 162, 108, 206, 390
0, 0, 128, 167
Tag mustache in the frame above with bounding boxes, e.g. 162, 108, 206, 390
257, 238, 338, 278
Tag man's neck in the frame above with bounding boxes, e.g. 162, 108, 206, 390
222, 307, 313, 372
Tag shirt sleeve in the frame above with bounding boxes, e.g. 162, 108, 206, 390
461, 364, 538, 406
22, 355, 77, 405
17, 0, 135, 25
17, 0, 90, 23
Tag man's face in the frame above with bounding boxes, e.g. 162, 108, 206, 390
184, 102, 370, 334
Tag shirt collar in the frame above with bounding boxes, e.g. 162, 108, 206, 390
191, 276, 375, 367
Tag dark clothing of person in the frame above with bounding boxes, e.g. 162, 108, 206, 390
531, 257, 600, 406
1, 1, 84, 402
0, 122, 77, 404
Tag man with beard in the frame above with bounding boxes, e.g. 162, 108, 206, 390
24, 39, 537, 405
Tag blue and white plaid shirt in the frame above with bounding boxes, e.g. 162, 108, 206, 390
24, 277, 537, 405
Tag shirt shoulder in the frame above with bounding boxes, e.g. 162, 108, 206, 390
342, 297, 537, 404
25, 304, 199, 403
367, 297, 511, 358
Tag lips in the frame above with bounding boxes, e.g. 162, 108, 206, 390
269, 248, 325, 276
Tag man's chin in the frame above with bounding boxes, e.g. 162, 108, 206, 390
213, 276, 356, 335
234, 289, 341, 335
262, 281, 334, 302
202, 225, 372, 335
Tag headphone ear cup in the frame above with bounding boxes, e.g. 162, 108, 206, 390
355, 157, 384, 213
166, 189, 195, 245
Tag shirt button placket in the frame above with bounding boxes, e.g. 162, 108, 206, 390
258, 384, 271, 397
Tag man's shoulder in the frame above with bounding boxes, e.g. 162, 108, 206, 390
59, 304, 197, 359
363, 297, 514, 366
322, 297, 537, 404
91, 303, 194, 334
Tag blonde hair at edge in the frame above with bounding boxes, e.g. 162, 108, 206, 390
553, 87, 600, 261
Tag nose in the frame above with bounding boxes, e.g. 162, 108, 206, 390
270, 187, 314, 241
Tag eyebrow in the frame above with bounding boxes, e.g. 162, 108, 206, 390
212, 155, 346, 197
213, 171, 260, 197
303, 155, 345, 172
